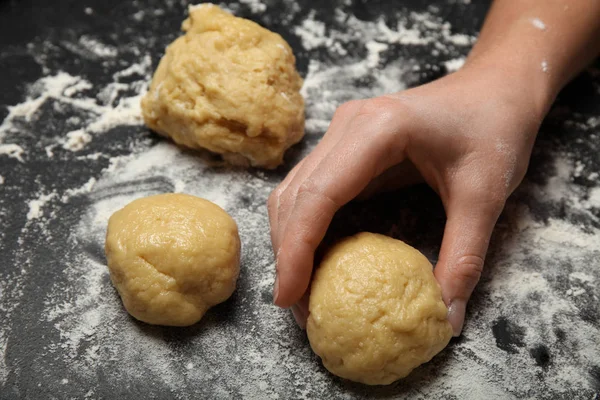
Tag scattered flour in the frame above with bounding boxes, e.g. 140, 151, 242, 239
301, 58, 407, 134
1, 73, 82, 133
542, 60, 549, 73
27, 192, 57, 220
238, 0, 267, 13
0, 333, 6, 385
63, 80, 93, 97
0, 144, 25, 162
365, 40, 389, 68
132, 10, 145, 22
295, 8, 476, 59
587, 187, 600, 207
78, 36, 118, 58
0, 62, 148, 155
530, 17, 547, 31
444, 56, 466, 72
294, 12, 329, 50
62, 130, 92, 152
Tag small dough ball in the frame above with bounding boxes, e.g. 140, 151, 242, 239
307, 232, 452, 385
104, 193, 240, 326
141, 4, 305, 169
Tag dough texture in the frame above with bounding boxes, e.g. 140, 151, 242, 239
141, 4, 305, 169
104, 193, 240, 326
306, 232, 453, 385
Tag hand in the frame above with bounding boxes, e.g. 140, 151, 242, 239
268, 62, 548, 335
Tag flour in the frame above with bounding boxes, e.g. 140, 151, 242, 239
542, 60, 549, 73
365, 40, 389, 68
530, 17, 547, 31
301, 57, 407, 136
60, 177, 97, 203
294, 12, 329, 50
63, 80, 93, 97
62, 129, 92, 151
293, 6, 476, 69
238, 0, 266, 13
0, 61, 149, 155
0, 144, 24, 162
132, 10, 145, 22
1, 72, 80, 129
78, 36, 118, 58
0, 332, 7, 386
27, 192, 58, 221
444, 56, 466, 72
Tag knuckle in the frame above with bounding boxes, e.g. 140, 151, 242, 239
460, 178, 508, 213
355, 97, 408, 134
334, 100, 361, 118
297, 179, 319, 198
356, 97, 393, 117
449, 254, 485, 287
297, 179, 339, 208
480, 191, 507, 212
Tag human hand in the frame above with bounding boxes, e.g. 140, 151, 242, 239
268, 62, 549, 336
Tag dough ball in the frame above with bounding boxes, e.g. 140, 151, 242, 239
141, 4, 305, 169
104, 193, 240, 326
306, 232, 452, 385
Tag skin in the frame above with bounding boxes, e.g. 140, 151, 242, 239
268, 0, 600, 336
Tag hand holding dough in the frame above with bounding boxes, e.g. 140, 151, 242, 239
141, 4, 305, 169
307, 232, 452, 385
104, 193, 240, 326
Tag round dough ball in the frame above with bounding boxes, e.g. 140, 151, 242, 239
141, 4, 305, 169
307, 232, 452, 385
104, 193, 240, 326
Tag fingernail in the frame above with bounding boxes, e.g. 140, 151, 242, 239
447, 299, 467, 337
273, 275, 280, 305
291, 305, 307, 330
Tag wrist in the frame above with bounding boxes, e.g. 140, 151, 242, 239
461, 48, 557, 124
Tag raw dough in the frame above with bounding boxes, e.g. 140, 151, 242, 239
306, 232, 453, 385
141, 4, 305, 169
104, 193, 240, 326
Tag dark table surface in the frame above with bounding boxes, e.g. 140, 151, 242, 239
1, 0, 599, 399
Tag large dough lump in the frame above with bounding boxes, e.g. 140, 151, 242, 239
141, 4, 305, 169
307, 232, 452, 385
105, 193, 240, 326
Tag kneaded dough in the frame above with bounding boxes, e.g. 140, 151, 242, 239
104, 193, 240, 326
141, 4, 305, 169
307, 232, 452, 385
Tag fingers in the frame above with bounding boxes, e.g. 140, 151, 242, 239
434, 192, 505, 336
267, 101, 361, 255
290, 292, 310, 329
274, 120, 409, 308
268, 159, 304, 254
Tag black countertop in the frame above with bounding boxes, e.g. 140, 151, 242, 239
1, 0, 599, 399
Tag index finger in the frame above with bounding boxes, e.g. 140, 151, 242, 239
274, 116, 409, 308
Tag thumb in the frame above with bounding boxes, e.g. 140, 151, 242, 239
434, 195, 504, 337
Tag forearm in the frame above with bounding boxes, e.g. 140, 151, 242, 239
465, 0, 600, 117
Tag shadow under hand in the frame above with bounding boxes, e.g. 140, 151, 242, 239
318, 183, 447, 266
